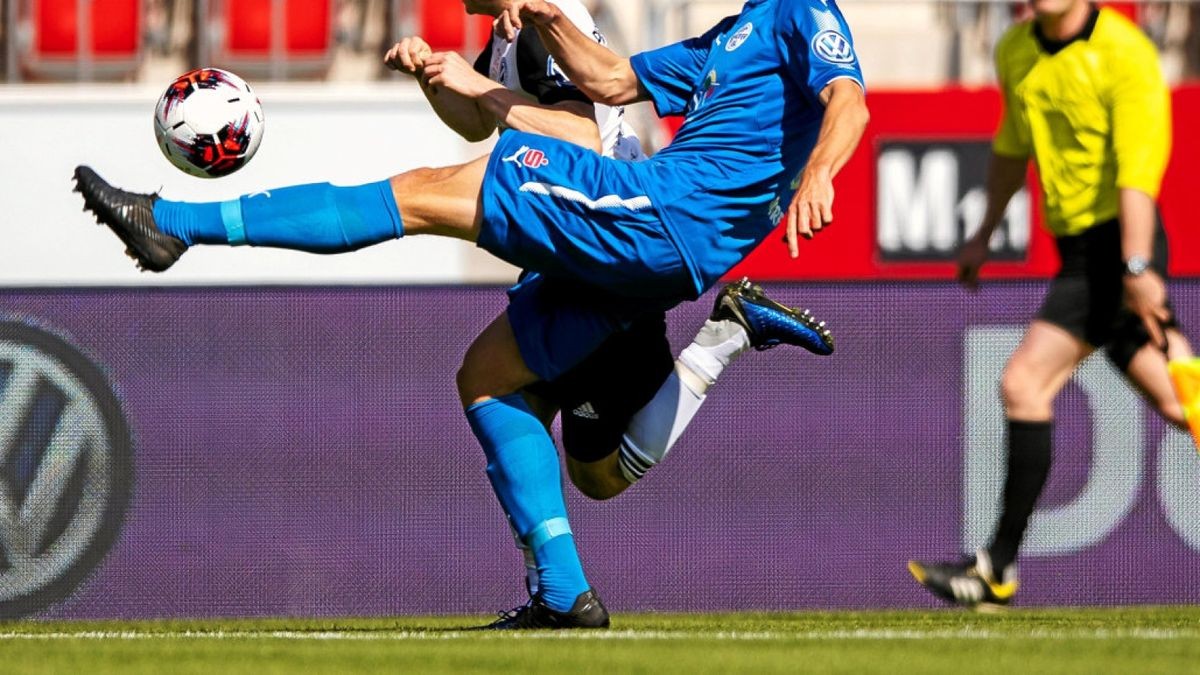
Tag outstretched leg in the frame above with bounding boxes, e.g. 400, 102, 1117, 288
74, 156, 490, 271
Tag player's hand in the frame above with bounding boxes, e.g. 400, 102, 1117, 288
422, 51, 502, 98
384, 37, 433, 76
784, 167, 834, 258
1124, 270, 1172, 349
495, 0, 561, 42
956, 232, 991, 291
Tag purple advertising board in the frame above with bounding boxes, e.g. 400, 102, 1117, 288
0, 282, 1196, 618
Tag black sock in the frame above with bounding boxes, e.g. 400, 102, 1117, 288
987, 419, 1053, 571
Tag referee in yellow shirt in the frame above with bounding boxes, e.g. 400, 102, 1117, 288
908, 0, 1199, 608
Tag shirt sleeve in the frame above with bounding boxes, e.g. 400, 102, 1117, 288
515, 27, 593, 106
1108, 35, 1171, 199
776, 0, 864, 101
472, 37, 493, 77
992, 34, 1033, 159
629, 16, 737, 117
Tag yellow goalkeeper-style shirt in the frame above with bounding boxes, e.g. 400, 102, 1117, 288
993, 7, 1171, 236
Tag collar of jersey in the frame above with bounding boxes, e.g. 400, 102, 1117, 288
1033, 5, 1100, 55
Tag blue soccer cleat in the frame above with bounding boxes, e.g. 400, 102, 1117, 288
711, 278, 834, 355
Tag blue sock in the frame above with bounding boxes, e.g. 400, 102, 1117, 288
153, 180, 403, 250
466, 394, 589, 613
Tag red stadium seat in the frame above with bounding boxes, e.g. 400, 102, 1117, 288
225, 0, 331, 57
209, 0, 334, 77
420, 0, 492, 53
25, 0, 141, 79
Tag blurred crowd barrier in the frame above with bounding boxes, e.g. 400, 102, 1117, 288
0, 284, 1197, 619
3, 0, 1200, 84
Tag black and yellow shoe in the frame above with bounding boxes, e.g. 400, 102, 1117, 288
907, 548, 1018, 609
479, 589, 610, 630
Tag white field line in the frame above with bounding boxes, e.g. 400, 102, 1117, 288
0, 628, 1196, 641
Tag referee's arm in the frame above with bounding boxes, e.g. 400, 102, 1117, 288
959, 53, 1029, 290
1111, 38, 1173, 345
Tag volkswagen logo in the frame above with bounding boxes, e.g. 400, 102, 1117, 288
0, 320, 132, 618
812, 30, 856, 65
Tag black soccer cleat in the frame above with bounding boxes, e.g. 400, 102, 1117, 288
711, 277, 834, 355
73, 165, 187, 272
907, 548, 1019, 609
479, 589, 610, 630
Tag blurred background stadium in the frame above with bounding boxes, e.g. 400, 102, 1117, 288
0, 0, 1198, 623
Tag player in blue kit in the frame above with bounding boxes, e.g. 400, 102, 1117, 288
74, 0, 868, 628
385, 0, 836, 621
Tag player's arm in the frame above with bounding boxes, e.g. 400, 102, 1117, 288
477, 92, 601, 152
385, 37, 496, 142
1111, 38, 1173, 346
496, 0, 644, 106
784, 79, 869, 258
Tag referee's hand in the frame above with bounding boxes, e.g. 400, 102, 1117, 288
1125, 271, 1172, 349
956, 232, 990, 291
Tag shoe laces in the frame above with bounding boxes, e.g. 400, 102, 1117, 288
490, 601, 532, 625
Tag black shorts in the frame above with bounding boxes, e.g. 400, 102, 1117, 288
1037, 218, 1178, 371
525, 312, 674, 463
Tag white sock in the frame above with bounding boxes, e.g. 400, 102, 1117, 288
678, 319, 752, 386
618, 320, 751, 483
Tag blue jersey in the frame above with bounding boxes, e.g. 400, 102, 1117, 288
629, 0, 864, 294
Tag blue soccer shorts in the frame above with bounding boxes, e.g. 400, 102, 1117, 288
479, 131, 694, 380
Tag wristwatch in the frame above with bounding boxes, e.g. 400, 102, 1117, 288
1124, 255, 1151, 277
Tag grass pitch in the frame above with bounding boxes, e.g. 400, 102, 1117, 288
2, 606, 1197, 674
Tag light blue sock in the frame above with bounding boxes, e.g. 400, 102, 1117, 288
153, 180, 403, 250
466, 394, 589, 613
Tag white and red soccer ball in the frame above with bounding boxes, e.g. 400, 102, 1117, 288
153, 68, 264, 178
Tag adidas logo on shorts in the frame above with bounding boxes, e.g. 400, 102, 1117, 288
571, 402, 599, 420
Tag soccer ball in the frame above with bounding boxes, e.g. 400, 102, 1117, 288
153, 68, 264, 178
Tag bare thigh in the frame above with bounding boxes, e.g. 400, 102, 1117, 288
390, 154, 490, 241
457, 311, 540, 407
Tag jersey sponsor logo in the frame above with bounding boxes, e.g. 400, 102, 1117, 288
725, 23, 753, 52
502, 145, 550, 169
812, 30, 856, 64
688, 69, 720, 116
0, 320, 133, 619
768, 196, 784, 223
